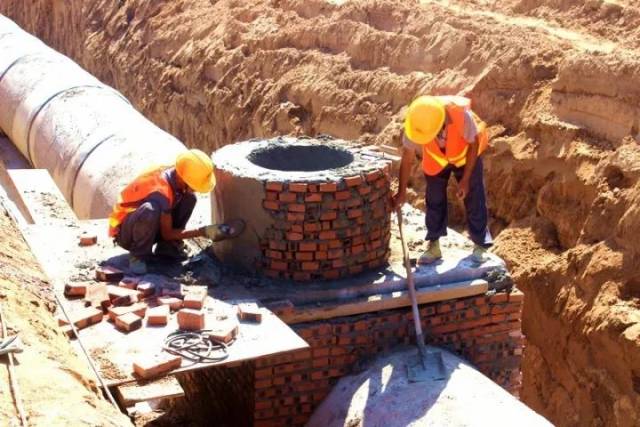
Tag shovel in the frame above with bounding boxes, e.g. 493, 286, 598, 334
396, 208, 447, 382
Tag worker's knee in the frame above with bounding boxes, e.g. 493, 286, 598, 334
131, 202, 161, 240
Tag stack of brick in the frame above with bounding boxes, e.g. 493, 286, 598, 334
261, 166, 391, 282
252, 289, 524, 427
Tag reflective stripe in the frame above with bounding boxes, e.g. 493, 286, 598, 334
424, 145, 449, 168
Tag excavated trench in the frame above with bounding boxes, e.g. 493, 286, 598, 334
2, 0, 640, 425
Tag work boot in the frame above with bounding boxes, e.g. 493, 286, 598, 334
471, 244, 489, 264
154, 241, 189, 260
418, 240, 442, 265
129, 255, 147, 275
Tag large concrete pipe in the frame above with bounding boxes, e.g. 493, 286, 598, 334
0, 15, 187, 218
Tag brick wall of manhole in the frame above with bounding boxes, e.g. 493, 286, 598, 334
211, 137, 392, 281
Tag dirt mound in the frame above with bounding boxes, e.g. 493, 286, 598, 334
2, 0, 640, 425
0, 204, 130, 425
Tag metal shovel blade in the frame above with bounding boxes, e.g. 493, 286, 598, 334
407, 349, 447, 382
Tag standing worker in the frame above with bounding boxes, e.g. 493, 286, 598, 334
392, 95, 492, 264
108, 149, 244, 274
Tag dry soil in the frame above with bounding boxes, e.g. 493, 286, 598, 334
2, 0, 640, 426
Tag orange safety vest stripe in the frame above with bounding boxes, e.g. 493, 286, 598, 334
421, 96, 488, 176
108, 166, 175, 237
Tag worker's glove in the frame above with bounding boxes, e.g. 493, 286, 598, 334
201, 219, 246, 242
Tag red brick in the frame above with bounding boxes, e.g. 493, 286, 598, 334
287, 212, 305, 222
265, 191, 278, 201
271, 260, 288, 271
319, 183, 337, 192
79, 232, 98, 246
288, 204, 306, 213
509, 291, 524, 303
302, 262, 320, 271
209, 320, 239, 343
335, 191, 350, 201
266, 250, 283, 260
255, 400, 272, 411
304, 222, 321, 232
295, 252, 314, 261
293, 242, 314, 252
348, 265, 364, 275
137, 281, 155, 297
286, 232, 304, 241
65, 306, 103, 330
289, 183, 308, 193
490, 293, 509, 304
328, 249, 344, 259
305, 193, 322, 202
147, 305, 170, 326
315, 251, 328, 260
108, 303, 147, 321
64, 282, 88, 297
344, 175, 363, 187
184, 293, 206, 310
320, 211, 337, 221
278, 192, 296, 202
237, 303, 263, 323
269, 240, 287, 251
323, 270, 340, 279
177, 309, 205, 331
115, 312, 142, 333
347, 209, 363, 219
266, 182, 284, 191
358, 186, 372, 195
133, 353, 181, 379
263, 200, 279, 210
319, 230, 336, 240
366, 170, 382, 182
255, 367, 273, 380
158, 297, 183, 311
95, 265, 125, 282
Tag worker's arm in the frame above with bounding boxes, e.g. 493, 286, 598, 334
456, 138, 479, 200
159, 213, 205, 241
392, 146, 415, 210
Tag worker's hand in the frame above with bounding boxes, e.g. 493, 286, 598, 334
200, 219, 246, 241
391, 191, 406, 211
457, 179, 470, 200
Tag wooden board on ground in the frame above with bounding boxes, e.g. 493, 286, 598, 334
21, 218, 308, 387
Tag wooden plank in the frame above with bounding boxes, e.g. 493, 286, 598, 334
116, 376, 184, 407
20, 219, 309, 387
281, 279, 488, 324
7, 169, 77, 225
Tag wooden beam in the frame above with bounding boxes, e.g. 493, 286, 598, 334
281, 279, 488, 324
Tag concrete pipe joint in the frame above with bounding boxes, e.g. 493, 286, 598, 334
0, 15, 187, 218
212, 137, 393, 282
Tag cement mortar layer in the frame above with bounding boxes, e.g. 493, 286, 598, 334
212, 137, 392, 281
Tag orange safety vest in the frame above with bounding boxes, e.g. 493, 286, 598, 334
108, 166, 175, 237
421, 96, 489, 176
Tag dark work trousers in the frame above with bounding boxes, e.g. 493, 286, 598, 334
115, 192, 197, 257
425, 157, 493, 247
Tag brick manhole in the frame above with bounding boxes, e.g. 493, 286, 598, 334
212, 136, 392, 281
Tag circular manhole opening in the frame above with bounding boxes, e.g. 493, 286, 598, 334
247, 144, 354, 172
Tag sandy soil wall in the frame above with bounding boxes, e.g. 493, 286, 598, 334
0, 204, 130, 425
2, 1, 640, 425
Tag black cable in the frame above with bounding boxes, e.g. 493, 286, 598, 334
163, 330, 232, 364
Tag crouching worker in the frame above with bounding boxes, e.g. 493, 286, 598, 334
108, 149, 244, 274
392, 95, 492, 264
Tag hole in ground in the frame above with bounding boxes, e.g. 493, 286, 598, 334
248, 144, 354, 172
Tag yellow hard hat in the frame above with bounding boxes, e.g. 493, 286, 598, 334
404, 96, 446, 145
175, 149, 216, 193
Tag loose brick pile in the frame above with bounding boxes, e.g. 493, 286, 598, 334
261, 165, 391, 281
252, 290, 524, 427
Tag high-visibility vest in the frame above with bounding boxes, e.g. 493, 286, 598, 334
108, 166, 174, 237
421, 96, 489, 176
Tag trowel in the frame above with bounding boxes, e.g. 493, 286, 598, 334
396, 208, 447, 382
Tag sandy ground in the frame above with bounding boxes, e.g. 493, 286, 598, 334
0, 202, 130, 425
2, 0, 640, 425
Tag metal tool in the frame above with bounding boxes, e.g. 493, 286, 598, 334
396, 208, 447, 382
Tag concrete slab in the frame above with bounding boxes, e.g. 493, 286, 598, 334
307, 346, 551, 427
